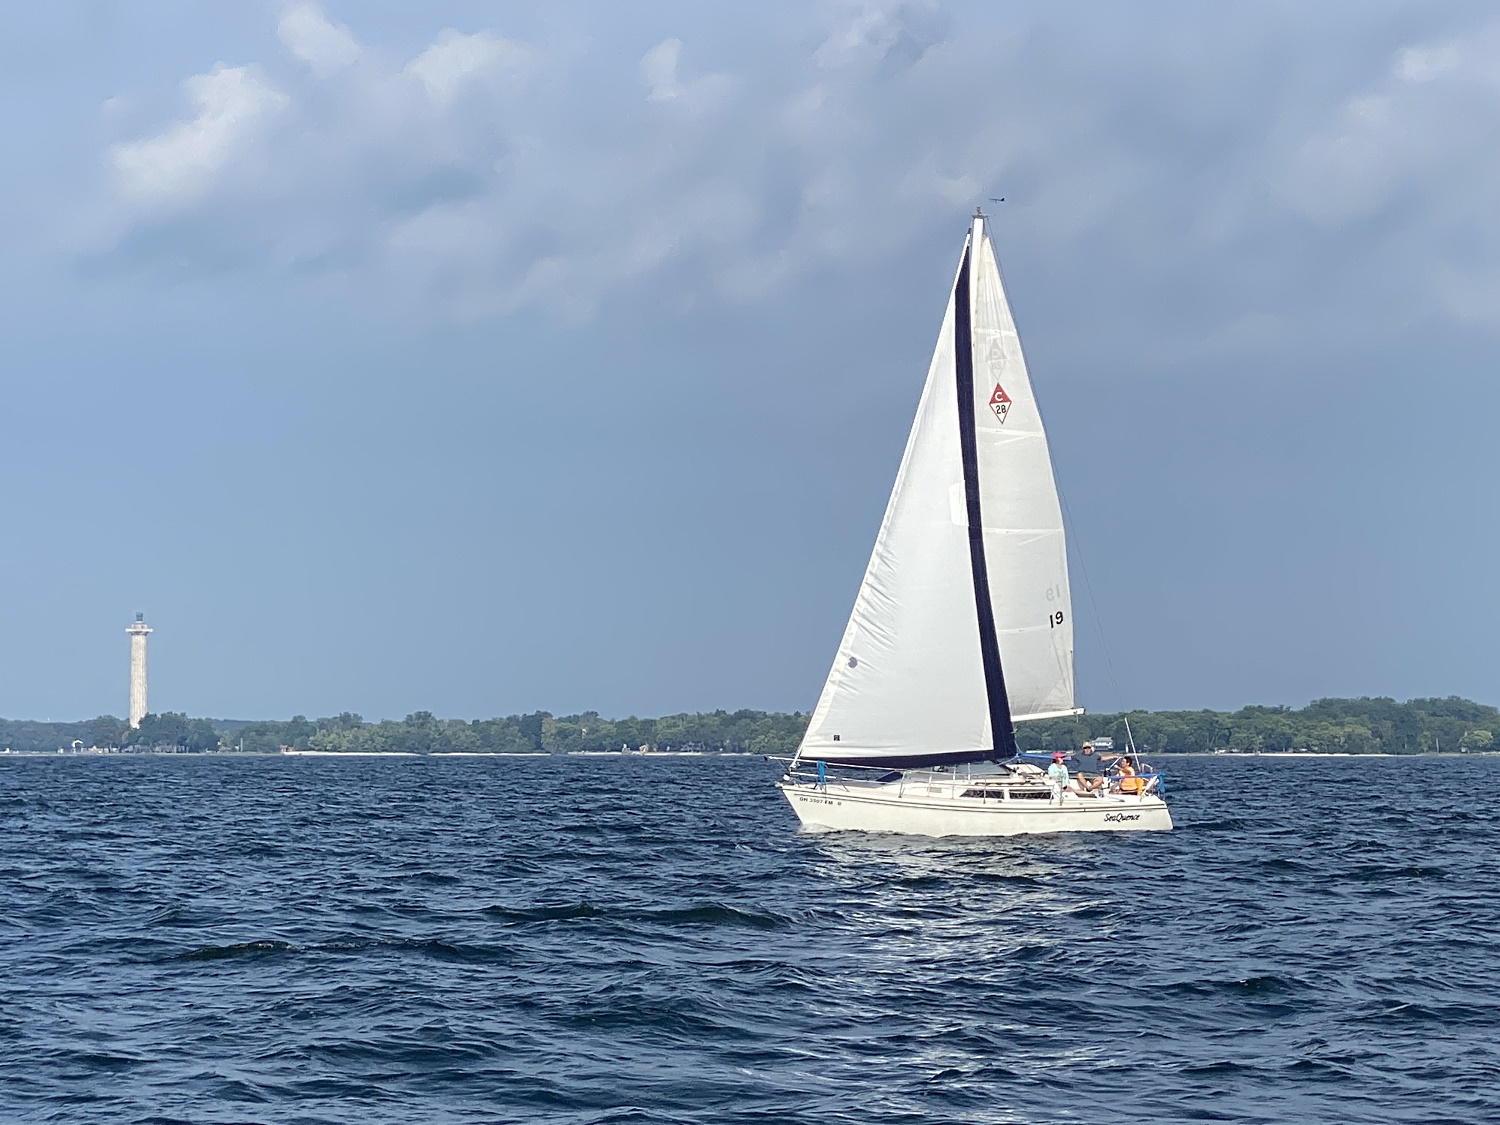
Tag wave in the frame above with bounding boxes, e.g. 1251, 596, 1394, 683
176, 939, 299, 961
6, 749, 1499, 1125
483, 901, 602, 922
629, 904, 793, 930
1326, 864, 1448, 881
175, 936, 516, 964
482, 901, 793, 930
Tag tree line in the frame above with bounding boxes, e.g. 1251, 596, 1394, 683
1015, 696, 1498, 755
0, 709, 809, 755
0, 713, 220, 753
0, 696, 1493, 755
223, 709, 810, 755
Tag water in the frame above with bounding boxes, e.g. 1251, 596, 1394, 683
1, 753, 1496, 1124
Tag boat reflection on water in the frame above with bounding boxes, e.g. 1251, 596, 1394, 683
801, 831, 1107, 954
787, 828, 1145, 1112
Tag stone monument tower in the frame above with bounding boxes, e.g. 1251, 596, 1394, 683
126, 612, 152, 728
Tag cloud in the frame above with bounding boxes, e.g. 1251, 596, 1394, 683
1394, 44, 1460, 83
406, 29, 531, 106
1281, 26, 1499, 224
813, 0, 941, 70
1260, 21, 1500, 328
107, 65, 288, 206
84, 1, 1499, 353
640, 38, 729, 118
641, 38, 684, 101
277, 3, 360, 77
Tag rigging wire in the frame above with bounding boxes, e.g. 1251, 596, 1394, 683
983, 211, 1138, 762
1056, 482, 1137, 756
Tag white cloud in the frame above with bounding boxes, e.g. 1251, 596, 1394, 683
813, 0, 937, 69
107, 65, 288, 205
642, 38, 683, 101
1279, 23, 1500, 232
1394, 44, 1459, 83
278, 3, 360, 77
640, 37, 728, 110
86, 3, 1499, 348
406, 29, 530, 106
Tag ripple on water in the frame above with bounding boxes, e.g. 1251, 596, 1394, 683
0, 753, 1497, 1124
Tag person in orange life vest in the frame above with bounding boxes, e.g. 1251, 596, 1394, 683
1113, 754, 1145, 795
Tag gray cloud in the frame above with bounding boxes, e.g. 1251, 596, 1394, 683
81, 1, 1498, 357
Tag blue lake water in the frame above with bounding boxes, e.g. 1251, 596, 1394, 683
1, 752, 1496, 1124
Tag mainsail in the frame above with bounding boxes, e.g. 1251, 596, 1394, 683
797, 214, 1077, 767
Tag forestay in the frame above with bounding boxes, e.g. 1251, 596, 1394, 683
798, 216, 1076, 767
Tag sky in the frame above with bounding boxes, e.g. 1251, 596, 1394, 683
0, 0, 1494, 722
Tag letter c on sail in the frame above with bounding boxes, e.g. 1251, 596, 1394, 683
990, 384, 1012, 423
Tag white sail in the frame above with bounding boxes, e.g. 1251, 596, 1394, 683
798, 216, 1075, 764
968, 219, 1076, 723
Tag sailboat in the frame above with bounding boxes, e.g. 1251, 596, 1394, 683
776, 211, 1172, 836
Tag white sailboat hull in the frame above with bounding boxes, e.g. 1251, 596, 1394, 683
777, 776, 1172, 837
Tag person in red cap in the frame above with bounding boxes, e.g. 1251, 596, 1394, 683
1045, 751, 1070, 798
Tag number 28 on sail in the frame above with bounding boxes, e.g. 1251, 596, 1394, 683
776, 211, 1172, 836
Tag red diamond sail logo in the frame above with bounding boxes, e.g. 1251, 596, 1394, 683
990, 383, 1012, 423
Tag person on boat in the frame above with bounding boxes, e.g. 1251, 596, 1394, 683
1045, 752, 1071, 798
1112, 754, 1145, 795
1069, 743, 1109, 795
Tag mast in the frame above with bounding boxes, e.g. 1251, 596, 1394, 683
954, 211, 1017, 759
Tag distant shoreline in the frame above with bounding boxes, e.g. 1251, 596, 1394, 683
1, 749, 1494, 760
0, 748, 762, 759
4, 697, 1491, 756
1155, 750, 1500, 758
